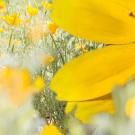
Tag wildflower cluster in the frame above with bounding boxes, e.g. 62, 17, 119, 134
1, 0, 135, 135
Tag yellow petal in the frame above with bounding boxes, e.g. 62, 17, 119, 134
66, 100, 114, 123
51, 0, 135, 44
39, 125, 62, 135
50, 44, 135, 101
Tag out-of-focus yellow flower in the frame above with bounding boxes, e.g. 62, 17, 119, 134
26, 6, 39, 16
39, 125, 62, 135
0, 67, 44, 106
41, 54, 54, 65
125, 98, 135, 119
0, 68, 31, 105
0, 0, 5, 10
33, 76, 45, 90
42, 1, 53, 10
48, 22, 58, 34
0, 27, 4, 33
2, 13, 21, 26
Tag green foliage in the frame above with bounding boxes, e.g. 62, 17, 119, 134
33, 88, 67, 133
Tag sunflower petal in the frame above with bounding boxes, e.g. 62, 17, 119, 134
51, 0, 135, 44
66, 100, 114, 123
50, 44, 135, 101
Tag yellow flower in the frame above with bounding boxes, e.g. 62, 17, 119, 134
48, 22, 58, 34
33, 76, 45, 90
42, 1, 53, 10
27, 6, 39, 16
0, 27, 4, 33
2, 13, 21, 26
0, 67, 43, 106
0, 0, 5, 10
39, 125, 62, 135
125, 98, 135, 119
0, 68, 31, 105
50, 0, 135, 122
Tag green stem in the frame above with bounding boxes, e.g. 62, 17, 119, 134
50, 34, 65, 65
11, 44, 15, 53
8, 29, 14, 50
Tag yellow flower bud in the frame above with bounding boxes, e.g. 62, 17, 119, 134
48, 22, 58, 34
